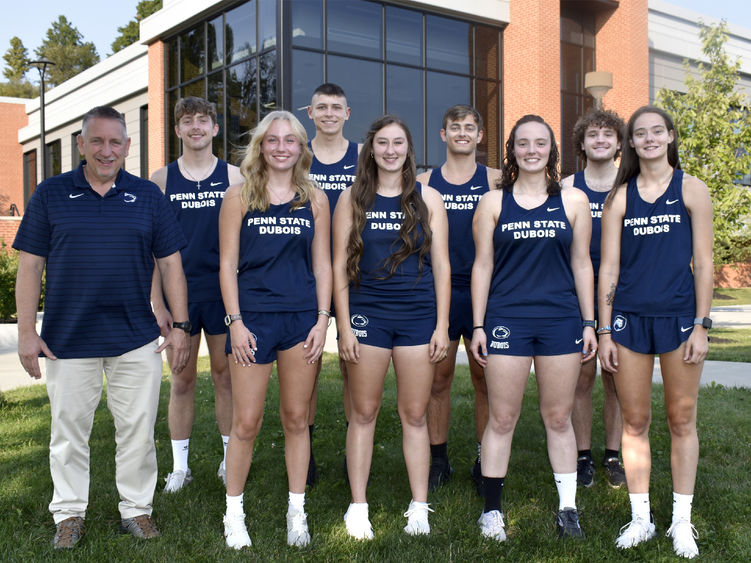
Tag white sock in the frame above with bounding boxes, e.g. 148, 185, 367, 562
221, 434, 230, 463
171, 438, 189, 472
288, 491, 305, 512
629, 493, 651, 521
672, 492, 693, 523
226, 493, 244, 516
477, 442, 482, 463
553, 472, 577, 510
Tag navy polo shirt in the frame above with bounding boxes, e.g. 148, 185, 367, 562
13, 162, 187, 359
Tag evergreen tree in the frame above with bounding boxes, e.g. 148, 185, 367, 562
3, 36, 29, 82
111, 0, 163, 54
35, 15, 99, 87
658, 21, 751, 265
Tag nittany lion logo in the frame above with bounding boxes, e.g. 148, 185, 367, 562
351, 314, 369, 328
492, 326, 510, 339
123, 192, 137, 203
613, 315, 627, 332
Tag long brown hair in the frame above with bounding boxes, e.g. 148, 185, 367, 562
497, 114, 561, 195
346, 115, 432, 286
605, 105, 681, 207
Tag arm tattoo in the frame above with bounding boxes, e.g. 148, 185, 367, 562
606, 283, 616, 306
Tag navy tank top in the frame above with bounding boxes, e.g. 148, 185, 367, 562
573, 171, 608, 278
429, 164, 489, 288
349, 183, 435, 318
165, 159, 229, 302
308, 140, 358, 217
487, 190, 580, 318
613, 169, 694, 316
237, 197, 317, 313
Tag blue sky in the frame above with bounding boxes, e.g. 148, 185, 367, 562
1, 1, 750, 79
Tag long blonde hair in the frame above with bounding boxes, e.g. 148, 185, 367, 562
239, 111, 315, 211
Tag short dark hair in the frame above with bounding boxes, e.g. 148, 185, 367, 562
174, 97, 218, 125
311, 83, 347, 103
81, 106, 126, 136
442, 104, 483, 132
571, 109, 625, 161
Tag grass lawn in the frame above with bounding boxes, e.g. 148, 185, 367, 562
707, 328, 751, 363
713, 287, 751, 306
1, 353, 750, 561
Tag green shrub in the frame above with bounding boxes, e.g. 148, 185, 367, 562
0, 240, 44, 321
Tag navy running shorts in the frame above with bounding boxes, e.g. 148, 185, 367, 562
611, 311, 695, 354
346, 309, 436, 349
225, 310, 317, 363
483, 316, 582, 356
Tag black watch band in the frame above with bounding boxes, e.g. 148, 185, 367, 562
694, 316, 712, 329
172, 320, 192, 333
582, 320, 596, 329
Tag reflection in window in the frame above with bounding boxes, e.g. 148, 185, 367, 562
387, 65, 424, 164
228, 59, 257, 161
207, 71, 225, 160
259, 51, 277, 118
292, 0, 323, 49
475, 25, 499, 79
208, 16, 223, 71
426, 15, 470, 74
426, 72, 469, 167
474, 79, 500, 166
292, 50, 324, 141
327, 54, 383, 143
181, 25, 204, 83
259, 0, 276, 50
226, 1, 256, 64
386, 6, 422, 66
327, 0, 382, 59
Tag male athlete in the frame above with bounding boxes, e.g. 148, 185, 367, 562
561, 108, 627, 488
417, 105, 501, 493
151, 97, 243, 492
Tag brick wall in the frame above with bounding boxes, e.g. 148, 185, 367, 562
0, 217, 21, 248
148, 41, 166, 177
0, 101, 28, 215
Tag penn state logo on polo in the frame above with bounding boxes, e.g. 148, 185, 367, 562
613, 315, 627, 332
490, 325, 510, 350
351, 314, 368, 338
123, 192, 137, 203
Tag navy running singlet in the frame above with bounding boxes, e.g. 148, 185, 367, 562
487, 190, 579, 318
429, 164, 488, 288
613, 169, 694, 316
349, 184, 435, 318
165, 159, 229, 302
237, 198, 317, 313
573, 171, 608, 278
308, 140, 358, 217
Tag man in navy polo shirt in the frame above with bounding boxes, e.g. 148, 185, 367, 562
14, 106, 191, 549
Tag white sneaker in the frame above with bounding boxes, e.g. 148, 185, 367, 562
163, 469, 192, 493
343, 503, 374, 540
478, 510, 506, 542
616, 516, 656, 549
217, 460, 226, 486
287, 507, 311, 547
223, 512, 251, 549
403, 500, 433, 536
666, 519, 699, 559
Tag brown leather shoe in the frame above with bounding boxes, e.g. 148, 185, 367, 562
53, 516, 84, 549
120, 514, 161, 539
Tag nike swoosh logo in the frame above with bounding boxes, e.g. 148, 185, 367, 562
680, 326, 692, 332
469, 185, 483, 190
210, 181, 222, 186
69, 193, 84, 199
666, 199, 678, 205
575, 338, 583, 344
343, 164, 356, 170
547, 207, 559, 212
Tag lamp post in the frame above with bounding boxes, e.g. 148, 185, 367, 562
29, 57, 55, 180
584, 71, 613, 110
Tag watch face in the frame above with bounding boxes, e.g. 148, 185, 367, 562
224, 315, 232, 326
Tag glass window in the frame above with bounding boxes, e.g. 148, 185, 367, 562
327, 1, 382, 59
327, 54, 382, 143
71, 131, 83, 168
207, 71, 225, 161
226, 1, 256, 64
259, 50, 277, 118
475, 25, 499, 79
181, 25, 205, 83
167, 38, 178, 88
167, 89, 179, 163
386, 6, 422, 66
426, 15, 470, 74
426, 71, 469, 168
387, 65, 424, 165
259, 0, 276, 50
181, 80, 204, 100
291, 0, 322, 49
292, 49, 324, 141
227, 58, 258, 161
139, 108, 148, 178
474, 79, 500, 167
207, 15, 223, 71
45, 140, 61, 178
23, 149, 37, 205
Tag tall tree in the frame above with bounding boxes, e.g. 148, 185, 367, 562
3, 36, 29, 81
658, 21, 751, 265
111, 0, 163, 54
34, 15, 99, 87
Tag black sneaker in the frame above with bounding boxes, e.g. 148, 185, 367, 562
603, 456, 626, 488
577, 455, 595, 488
556, 507, 585, 539
470, 457, 483, 496
428, 458, 453, 492
306, 449, 318, 488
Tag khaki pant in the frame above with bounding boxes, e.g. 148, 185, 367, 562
45, 339, 162, 523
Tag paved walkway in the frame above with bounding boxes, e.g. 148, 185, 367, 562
2, 307, 750, 393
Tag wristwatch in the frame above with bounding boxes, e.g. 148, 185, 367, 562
224, 313, 242, 326
172, 320, 192, 333
693, 317, 712, 329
